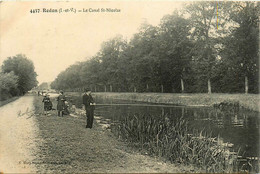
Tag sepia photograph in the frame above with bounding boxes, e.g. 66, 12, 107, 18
0, 0, 259, 173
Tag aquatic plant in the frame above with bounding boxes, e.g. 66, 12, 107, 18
213, 100, 240, 113
111, 113, 242, 173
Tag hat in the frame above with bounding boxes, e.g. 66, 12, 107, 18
84, 88, 91, 92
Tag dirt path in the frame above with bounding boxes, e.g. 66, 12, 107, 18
0, 95, 195, 173
0, 95, 39, 173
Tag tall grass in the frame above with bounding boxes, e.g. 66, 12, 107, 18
111, 113, 240, 173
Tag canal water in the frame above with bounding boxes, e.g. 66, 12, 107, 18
69, 95, 259, 159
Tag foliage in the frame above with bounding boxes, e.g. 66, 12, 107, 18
51, 2, 259, 94
219, 2, 259, 93
158, 12, 193, 92
2, 54, 38, 95
0, 71, 18, 100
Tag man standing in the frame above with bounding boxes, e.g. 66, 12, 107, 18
83, 88, 95, 128
57, 90, 66, 117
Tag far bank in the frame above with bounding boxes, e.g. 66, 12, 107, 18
66, 92, 260, 112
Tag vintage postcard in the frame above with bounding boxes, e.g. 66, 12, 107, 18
0, 1, 259, 173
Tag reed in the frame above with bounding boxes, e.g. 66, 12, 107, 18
111, 113, 241, 173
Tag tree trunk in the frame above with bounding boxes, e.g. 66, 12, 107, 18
182, 107, 184, 117
161, 85, 164, 93
104, 85, 106, 92
146, 84, 149, 91
110, 85, 112, 92
95, 85, 97, 92
245, 76, 248, 94
134, 86, 136, 92
208, 79, 211, 94
181, 78, 184, 93
161, 108, 165, 115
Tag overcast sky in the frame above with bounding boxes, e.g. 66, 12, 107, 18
0, 1, 185, 84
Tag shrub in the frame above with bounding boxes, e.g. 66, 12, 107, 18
0, 72, 18, 100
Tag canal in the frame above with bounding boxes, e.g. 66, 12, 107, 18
69, 94, 259, 171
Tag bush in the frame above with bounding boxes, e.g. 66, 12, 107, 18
0, 72, 18, 100
2, 54, 38, 94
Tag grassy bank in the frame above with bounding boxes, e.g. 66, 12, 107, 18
0, 96, 19, 107
80, 92, 259, 112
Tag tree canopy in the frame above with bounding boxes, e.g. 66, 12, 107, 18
0, 71, 18, 100
51, 2, 259, 94
1, 54, 38, 95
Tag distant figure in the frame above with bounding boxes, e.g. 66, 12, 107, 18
83, 88, 95, 128
63, 101, 70, 115
57, 90, 66, 117
42, 93, 52, 115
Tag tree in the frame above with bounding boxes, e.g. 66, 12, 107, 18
0, 72, 18, 100
80, 58, 101, 91
221, 2, 259, 93
2, 54, 38, 94
51, 63, 83, 91
127, 23, 160, 92
50, 2, 259, 94
158, 12, 193, 93
98, 35, 128, 92
185, 2, 229, 93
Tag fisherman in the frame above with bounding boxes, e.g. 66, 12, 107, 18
57, 90, 66, 117
42, 93, 52, 115
82, 88, 95, 128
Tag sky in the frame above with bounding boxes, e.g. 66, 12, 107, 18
0, 1, 185, 84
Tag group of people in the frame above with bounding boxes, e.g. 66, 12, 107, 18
41, 88, 96, 129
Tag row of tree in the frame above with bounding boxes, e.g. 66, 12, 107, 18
0, 54, 38, 100
51, 2, 259, 93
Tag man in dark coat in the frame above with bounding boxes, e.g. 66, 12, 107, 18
82, 88, 95, 128
57, 90, 66, 117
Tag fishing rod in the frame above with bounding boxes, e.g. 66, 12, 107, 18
92, 103, 210, 108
